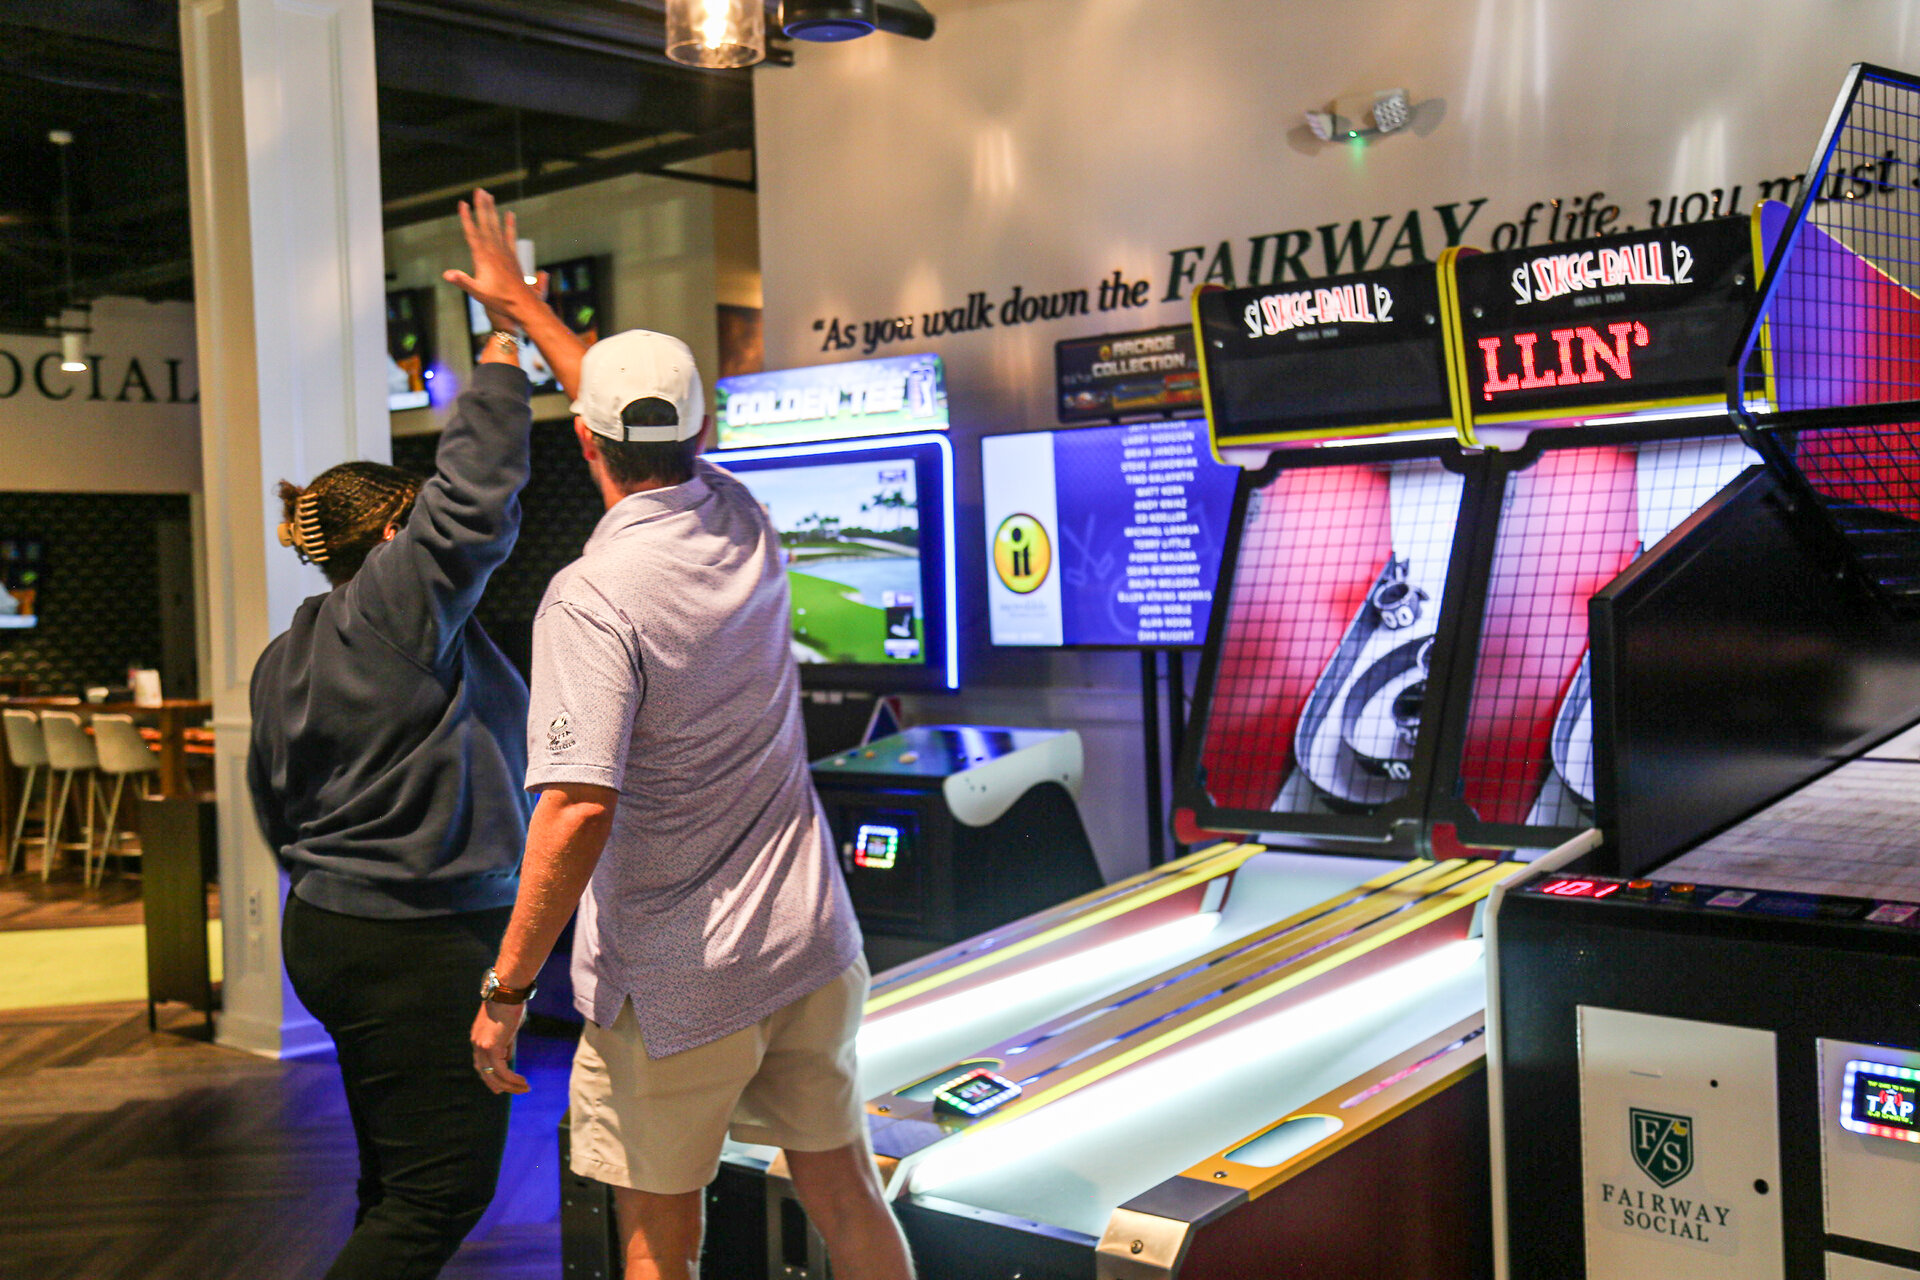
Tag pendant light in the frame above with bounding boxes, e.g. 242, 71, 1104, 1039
665, 0, 765, 69
49, 128, 89, 373
782, 0, 877, 41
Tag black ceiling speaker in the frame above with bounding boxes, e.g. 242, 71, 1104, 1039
782, 0, 878, 41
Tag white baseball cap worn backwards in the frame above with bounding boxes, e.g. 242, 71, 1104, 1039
571, 329, 705, 443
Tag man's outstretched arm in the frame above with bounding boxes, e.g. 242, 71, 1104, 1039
469, 782, 615, 1093
444, 188, 588, 402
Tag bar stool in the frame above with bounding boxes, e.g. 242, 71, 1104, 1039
3, 709, 48, 875
89, 714, 161, 886
38, 710, 103, 883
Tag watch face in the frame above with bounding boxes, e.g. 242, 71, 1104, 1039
480, 971, 498, 1000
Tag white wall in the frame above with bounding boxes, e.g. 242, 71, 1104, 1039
383, 171, 728, 435
752, 0, 1920, 875
0, 297, 201, 494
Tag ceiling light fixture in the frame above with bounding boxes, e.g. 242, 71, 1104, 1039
665, 0, 765, 68
48, 129, 88, 375
1306, 88, 1416, 144
782, 0, 878, 41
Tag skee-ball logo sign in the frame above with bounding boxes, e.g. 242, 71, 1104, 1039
1631, 1108, 1693, 1188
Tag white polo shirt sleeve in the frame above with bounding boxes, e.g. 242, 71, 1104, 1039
525, 597, 643, 792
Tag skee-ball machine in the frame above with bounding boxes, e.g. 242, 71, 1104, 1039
1490, 63, 1920, 1280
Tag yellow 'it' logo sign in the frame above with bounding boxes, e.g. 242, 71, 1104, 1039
993, 514, 1052, 594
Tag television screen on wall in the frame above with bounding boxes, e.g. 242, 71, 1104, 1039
981, 419, 1240, 647
465, 255, 606, 394
0, 536, 44, 630
386, 287, 435, 412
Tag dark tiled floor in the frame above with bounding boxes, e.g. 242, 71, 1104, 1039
0, 1001, 575, 1280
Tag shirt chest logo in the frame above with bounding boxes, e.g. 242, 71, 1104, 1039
548, 712, 577, 752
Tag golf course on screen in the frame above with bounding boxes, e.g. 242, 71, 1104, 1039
732, 458, 925, 665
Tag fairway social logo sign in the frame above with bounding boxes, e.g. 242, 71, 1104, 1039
993, 514, 1052, 594
1631, 1108, 1693, 1188
1595, 1105, 1738, 1253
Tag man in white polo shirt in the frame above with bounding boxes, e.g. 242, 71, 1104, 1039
465, 328, 914, 1280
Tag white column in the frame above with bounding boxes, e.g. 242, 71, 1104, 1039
180, 0, 391, 1057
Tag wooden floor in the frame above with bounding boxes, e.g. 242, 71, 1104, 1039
0, 865, 219, 932
0, 1001, 574, 1279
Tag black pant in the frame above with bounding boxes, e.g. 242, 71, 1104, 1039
283, 894, 514, 1280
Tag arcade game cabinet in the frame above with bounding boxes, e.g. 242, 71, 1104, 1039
810, 725, 1103, 969
1490, 63, 1920, 1280
708, 367, 1108, 959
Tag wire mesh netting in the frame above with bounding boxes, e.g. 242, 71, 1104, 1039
1198, 457, 1464, 820
1452, 437, 1755, 833
1738, 70, 1920, 416
1735, 67, 1920, 614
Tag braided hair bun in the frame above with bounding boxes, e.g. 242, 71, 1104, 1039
276, 462, 423, 586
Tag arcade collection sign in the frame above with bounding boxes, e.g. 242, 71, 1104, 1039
1191, 255, 1461, 449
1053, 324, 1201, 423
1451, 215, 1754, 442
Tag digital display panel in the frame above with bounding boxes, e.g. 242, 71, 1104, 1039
1194, 261, 1456, 446
0, 536, 43, 630
386, 288, 435, 412
1842, 1060, 1920, 1141
853, 823, 901, 870
1055, 325, 1201, 423
981, 420, 1239, 648
1534, 878, 1623, 899
715, 353, 948, 449
932, 1068, 1022, 1117
714, 435, 958, 693
1453, 217, 1752, 431
465, 255, 605, 394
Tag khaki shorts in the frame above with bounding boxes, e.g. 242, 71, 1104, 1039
568, 957, 870, 1194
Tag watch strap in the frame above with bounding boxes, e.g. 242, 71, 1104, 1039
481, 967, 536, 1005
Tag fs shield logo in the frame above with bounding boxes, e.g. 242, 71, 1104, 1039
993, 514, 1052, 594
1630, 1108, 1694, 1188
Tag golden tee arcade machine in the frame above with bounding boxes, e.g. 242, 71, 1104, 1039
1490, 63, 1920, 1280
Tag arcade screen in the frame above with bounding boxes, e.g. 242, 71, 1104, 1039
465, 255, 605, 393
1196, 456, 1467, 820
981, 419, 1240, 648
714, 435, 957, 693
385, 288, 435, 411
1445, 435, 1755, 840
0, 536, 43, 630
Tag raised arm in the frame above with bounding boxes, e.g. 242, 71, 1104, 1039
345, 191, 543, 664
444, 190, 589, 402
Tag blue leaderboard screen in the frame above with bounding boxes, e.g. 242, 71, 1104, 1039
982, 420, 1240, 648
